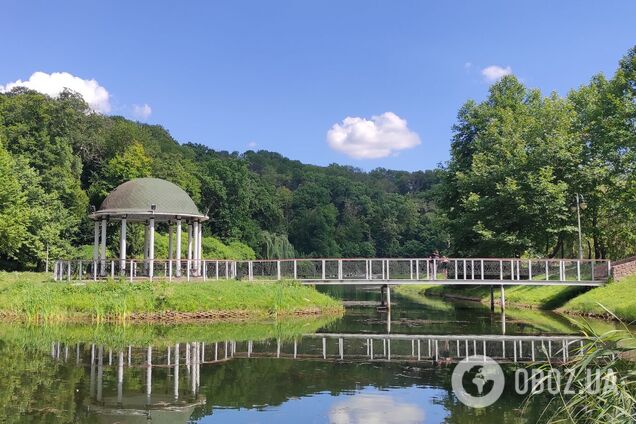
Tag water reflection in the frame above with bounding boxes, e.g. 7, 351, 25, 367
2, 288, 627, 423
33, 330, 581, 423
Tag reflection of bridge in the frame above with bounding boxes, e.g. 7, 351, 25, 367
54, 257, 610, 287
49, 333, 586, 406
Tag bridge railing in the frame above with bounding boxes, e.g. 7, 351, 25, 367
52, 257, 611, 284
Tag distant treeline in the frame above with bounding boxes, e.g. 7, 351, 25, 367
0, 46, 634, 270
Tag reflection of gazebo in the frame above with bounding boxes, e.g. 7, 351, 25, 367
89, 178, 208, 278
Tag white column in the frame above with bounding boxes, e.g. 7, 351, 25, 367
187, 223, 193, 273
192, 221, 199, 274
168, 224, 174, 261
143, 223, 149, 274
144, 225, 149, 260
120, 218, 127, 275
93, 221, 99, 277
100, 218, 107, 275
148, 218, 155, 279
198, 222, 203, 271
168, 224, 173, 277
176, 219, 182, 277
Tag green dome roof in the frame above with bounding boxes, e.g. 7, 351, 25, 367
98, 178, 203, 217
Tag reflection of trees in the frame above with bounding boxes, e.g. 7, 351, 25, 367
0, 342, 86, 423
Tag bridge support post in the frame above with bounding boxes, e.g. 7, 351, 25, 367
500, 285, 506, 311
379, 284, 391, 310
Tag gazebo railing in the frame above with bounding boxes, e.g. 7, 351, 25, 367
52, 257, 611, 284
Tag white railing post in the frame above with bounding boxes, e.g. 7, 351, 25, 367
415, 259, 419, 280
432, 259, 437, 280
528, 260, 532, 280
277, 260, 281, 281
480, 259, 484, 280
576, 260, 581, 281
510, 260, 514, 281
338, 259, 343, 280
293, 260, 297, 280
545, 260, 549, 281
79, 261, 83, 283
386, 259, 390, 280
248, 261, 253, 281
463, 259, 467, 281
410, 259, 414, 280
365, 259, 369, 280
426, 259, 430, 280
322, 259, 326, 280
216, 260, 219, 280
130, 260, 134, 282
499, 260, 503, 280
471, 259, 475, 279
203, 261, 207, 281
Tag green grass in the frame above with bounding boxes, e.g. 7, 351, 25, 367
396, 280, 636, 323
562, 276, 636, 323
421, 284, 588, 309
0, 272, 343, 323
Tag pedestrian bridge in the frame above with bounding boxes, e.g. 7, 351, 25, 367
54, 257, 610, 287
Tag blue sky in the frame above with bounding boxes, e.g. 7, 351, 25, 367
2, 1, 635, 171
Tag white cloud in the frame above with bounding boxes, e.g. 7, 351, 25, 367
329, 394, 424, 424
132, 103, 152, 120
464, 62, 472, 70
247, 141, 257, 148
0, 71, 111, 113
327, 112, 421, 159
481, 65, 513, 82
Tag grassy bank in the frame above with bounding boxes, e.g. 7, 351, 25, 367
395, 279, 636, 323
562, 276, 636, 321
0, 272, 343, 323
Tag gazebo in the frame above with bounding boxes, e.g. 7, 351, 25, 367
89, 178, 208, 278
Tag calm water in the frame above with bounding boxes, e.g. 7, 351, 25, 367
0, 287, 621, 423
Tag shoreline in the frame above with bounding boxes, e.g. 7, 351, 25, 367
0, 306, 343, 324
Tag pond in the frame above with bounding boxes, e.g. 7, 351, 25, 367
0, 286, 626, 423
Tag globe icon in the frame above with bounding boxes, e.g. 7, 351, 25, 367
471, 366, 493, 395
451, 356, 505, 408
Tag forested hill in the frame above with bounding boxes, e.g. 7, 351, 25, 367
1, 45, 635, 271
0, 89, 446, 269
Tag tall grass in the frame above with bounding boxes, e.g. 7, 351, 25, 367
529, 308, 636, 423
0, 274, 343, 323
